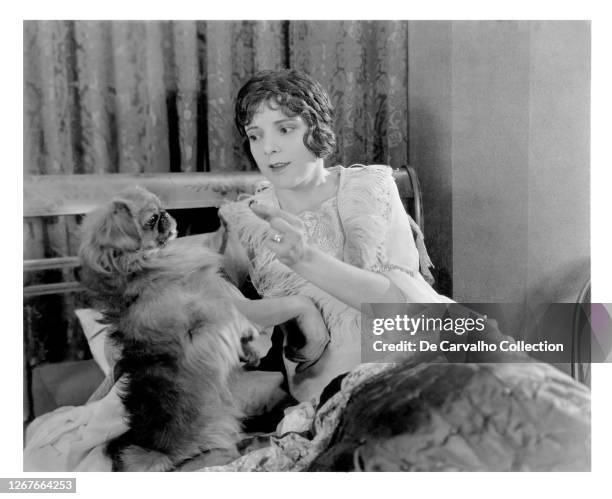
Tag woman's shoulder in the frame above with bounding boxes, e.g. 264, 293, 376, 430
341, 164, 393, 178
338, 164, 395, 203
337, 164, 395, 224
339, 164, 394, 192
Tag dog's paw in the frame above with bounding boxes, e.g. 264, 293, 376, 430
240, 338, 261, 367
240, 325, 261, 367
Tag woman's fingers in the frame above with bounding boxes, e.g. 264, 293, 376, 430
249, 202, 274, 221
250, 202, 309, 265
266, 218, 304, 256
250, 202, 303, 227
269, 217, 300, 239
251, 204, 304, 245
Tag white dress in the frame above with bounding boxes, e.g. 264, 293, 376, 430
219, 165, 450, 402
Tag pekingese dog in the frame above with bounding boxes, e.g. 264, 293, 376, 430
79, 186, 259, 472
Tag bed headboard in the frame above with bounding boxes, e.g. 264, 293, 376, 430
23, 166, 423, 298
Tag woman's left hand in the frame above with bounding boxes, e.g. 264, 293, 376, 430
250, 203, 312, 267
283, 296, 330, 370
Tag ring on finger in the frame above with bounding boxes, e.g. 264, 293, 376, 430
272, 233, 283, 243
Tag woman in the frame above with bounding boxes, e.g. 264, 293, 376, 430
218, 69, 451, 402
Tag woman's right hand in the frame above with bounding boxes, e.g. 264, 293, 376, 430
282, 296, 330, 371
250, 203, 313, 268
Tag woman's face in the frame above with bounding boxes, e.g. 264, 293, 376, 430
245, 102, 325, 190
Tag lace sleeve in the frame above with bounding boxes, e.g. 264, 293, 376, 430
338, 165, 395, 270
218, 204, 251, 287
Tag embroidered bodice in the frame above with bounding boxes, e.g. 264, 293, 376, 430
299, 196, 345, 261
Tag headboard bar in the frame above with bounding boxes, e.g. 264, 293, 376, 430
24, 256, 80, 271
23, 171, 265, 218
24, 282, 83, 298
23, 167, 421, 298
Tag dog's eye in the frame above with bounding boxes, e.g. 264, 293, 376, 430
145, 214, 159, 228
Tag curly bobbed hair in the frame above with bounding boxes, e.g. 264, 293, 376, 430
235, 69, 337, 160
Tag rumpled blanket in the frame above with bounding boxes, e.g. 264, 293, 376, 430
200, 360, 590, 472
24, 385, 127, 472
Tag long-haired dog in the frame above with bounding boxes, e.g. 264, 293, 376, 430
79, 186, 258, 472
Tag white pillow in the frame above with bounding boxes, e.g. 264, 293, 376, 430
74, 308, 118, 376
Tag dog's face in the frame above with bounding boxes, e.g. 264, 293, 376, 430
115, 187, 177, 251
80, 186, 177, 275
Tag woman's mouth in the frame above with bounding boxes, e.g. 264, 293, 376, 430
268, 162, 290, 173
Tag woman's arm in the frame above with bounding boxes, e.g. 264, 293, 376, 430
233, 295, 330, 364
233, 295, 311, 328
291, 246, 443, 310
250, 203, 446, 310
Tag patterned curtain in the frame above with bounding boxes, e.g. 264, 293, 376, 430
23, 20, 410, 365
290, 21, 409, 167
24, 20, 408, 174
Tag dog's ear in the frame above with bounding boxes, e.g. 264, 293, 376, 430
80, 199, 142, 276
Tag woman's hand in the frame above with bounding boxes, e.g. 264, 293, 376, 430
250, 203, 312, 267
282, 296, 330, 371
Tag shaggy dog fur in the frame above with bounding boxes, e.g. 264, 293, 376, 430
79, 187, 258, 472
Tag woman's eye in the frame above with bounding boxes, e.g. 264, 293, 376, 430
248, 135, 260, 142
280, 126, 294, 134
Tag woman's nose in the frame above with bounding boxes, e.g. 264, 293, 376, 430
262, 136, 280, 155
